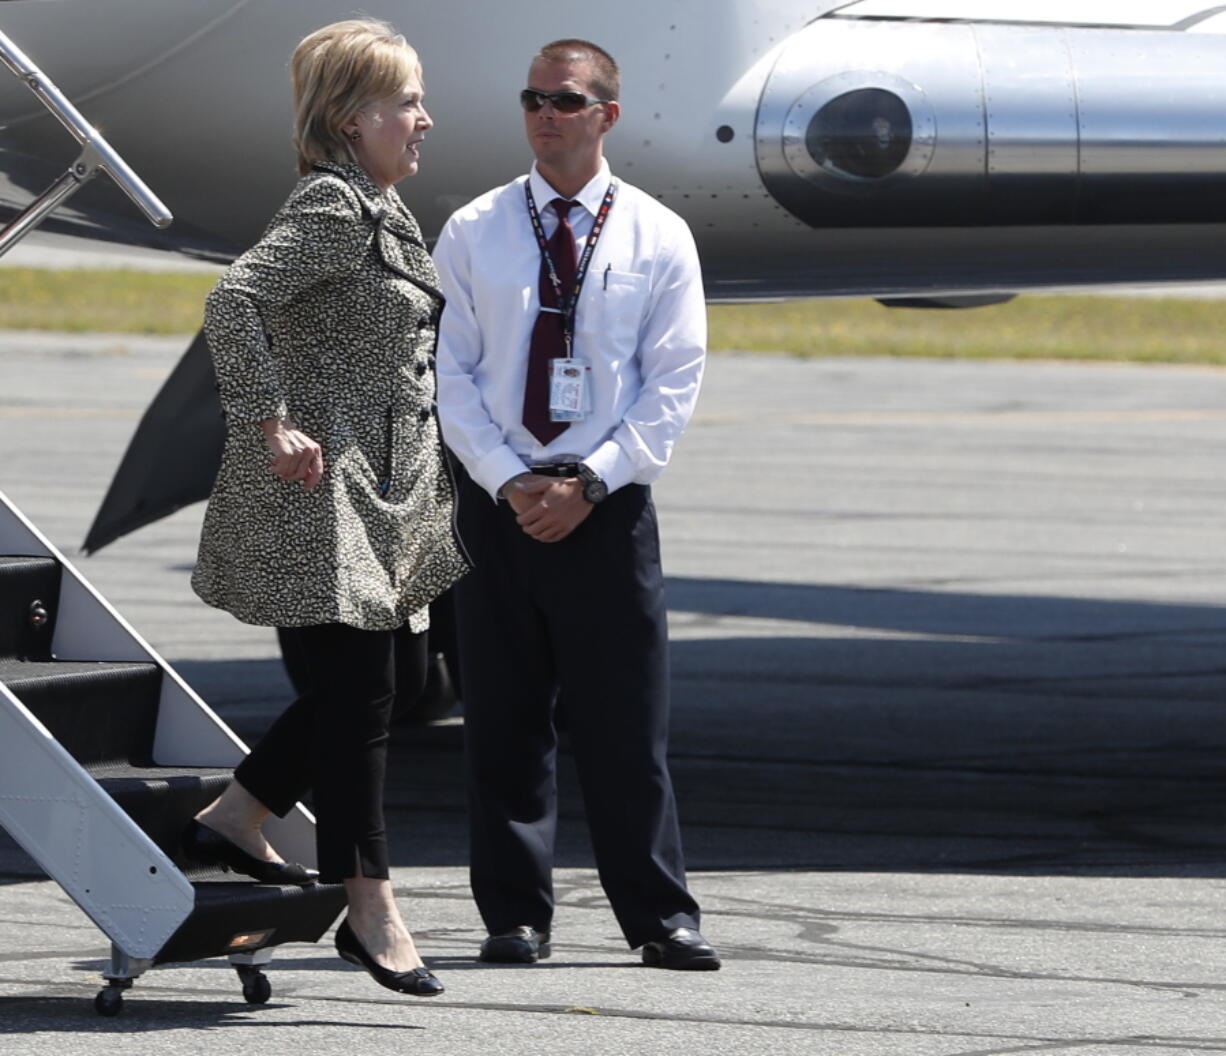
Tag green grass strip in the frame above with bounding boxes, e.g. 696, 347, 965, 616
2, 267, 1224, 365
709, 296, 1226, 365
0, 268, 217, 334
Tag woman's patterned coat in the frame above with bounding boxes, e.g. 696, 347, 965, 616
192, 162, 469, 632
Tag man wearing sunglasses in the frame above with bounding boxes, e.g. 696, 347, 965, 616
434, 39, 716, 971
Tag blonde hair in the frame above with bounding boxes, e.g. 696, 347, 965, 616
291, 19, 421, 175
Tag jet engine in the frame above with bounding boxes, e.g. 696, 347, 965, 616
756, 17, 1226, 227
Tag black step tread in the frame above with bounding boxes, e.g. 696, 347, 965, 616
85, 762, 330, 900
0, 657, 159, 685
84, 763, 316, 889
0, 657, 161, 766
156, 879, 346, 965
89, 762, 234, 867
87, 761, 232, 781
0, 556, 61, 662
0, 556, 58, 575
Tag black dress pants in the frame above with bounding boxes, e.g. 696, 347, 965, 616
455, 471, 699, 949
234, 622, 426, 884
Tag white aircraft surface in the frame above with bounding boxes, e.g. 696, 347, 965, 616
2, 0, 1226, 300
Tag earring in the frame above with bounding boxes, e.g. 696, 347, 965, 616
348, 130, 361, 142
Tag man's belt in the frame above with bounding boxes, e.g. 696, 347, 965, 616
528, 461, 583, 478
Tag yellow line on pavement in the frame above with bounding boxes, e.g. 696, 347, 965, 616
0, 406, 138, 419
693, 408, 1226, 426
7, 406, 1226, 426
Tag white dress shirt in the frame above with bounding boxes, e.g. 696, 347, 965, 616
433, 160, 707, 500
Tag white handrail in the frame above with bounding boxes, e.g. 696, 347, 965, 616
0, 27, 172, 256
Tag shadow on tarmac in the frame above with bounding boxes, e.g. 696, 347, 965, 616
0, 995, 420, 1031
5, 574, 1226, 884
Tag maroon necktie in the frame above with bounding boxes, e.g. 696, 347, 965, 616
522, 198, 577, 444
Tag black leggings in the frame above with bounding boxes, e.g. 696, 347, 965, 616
234, 622, 426, 883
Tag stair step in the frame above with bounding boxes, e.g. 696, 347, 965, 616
0, 556, 60, 661
0, 658, 161, 765
157, 880, 347, 966
88, 762, 233, 868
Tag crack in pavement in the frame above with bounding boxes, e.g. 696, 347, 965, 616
3, 980, 1226, 1051
713, 892, 1226, 940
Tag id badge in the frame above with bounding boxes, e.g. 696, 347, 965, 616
549, 357, 590, 422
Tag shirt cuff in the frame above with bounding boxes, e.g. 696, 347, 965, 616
474, 444, 530, 502
583, 441, 638, 495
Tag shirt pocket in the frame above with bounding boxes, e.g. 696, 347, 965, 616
586, 269, 649, 350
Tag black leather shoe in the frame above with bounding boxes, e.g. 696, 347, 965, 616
182, 819, 318, 885
335, 918, 444, 996
479, 926, 552, 963
641, 928, 721, 970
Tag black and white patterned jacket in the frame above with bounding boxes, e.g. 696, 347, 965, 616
192, 161, 469, 631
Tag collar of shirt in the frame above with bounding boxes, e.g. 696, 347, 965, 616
528, 159, 613, 233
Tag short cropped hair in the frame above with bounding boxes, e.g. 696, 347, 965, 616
291, 19, 421, 175
533, 39, 620, 102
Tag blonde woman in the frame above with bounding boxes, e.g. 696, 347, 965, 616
185, 19, 468, 996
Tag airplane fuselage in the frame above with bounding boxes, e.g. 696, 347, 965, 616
1, 0, 1224, 298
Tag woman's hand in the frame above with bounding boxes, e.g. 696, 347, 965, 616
260, 418, 324, 491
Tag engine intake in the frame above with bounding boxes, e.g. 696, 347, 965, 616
756, 18, 1226, 226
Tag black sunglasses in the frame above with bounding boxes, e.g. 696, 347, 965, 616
520, 88, 610, 114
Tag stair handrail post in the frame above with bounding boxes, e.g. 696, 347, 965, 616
0, 144, 105, 258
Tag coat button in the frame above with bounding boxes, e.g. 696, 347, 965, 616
415, 361, 428, 377
418, 407, 431, 422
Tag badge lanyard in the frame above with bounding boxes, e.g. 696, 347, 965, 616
525, 180, 618, 355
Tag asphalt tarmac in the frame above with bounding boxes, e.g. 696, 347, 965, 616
4, 327, 1226, 1053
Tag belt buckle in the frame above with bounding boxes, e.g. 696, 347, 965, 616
531, 465, 570, 478
533, 454, 581, 478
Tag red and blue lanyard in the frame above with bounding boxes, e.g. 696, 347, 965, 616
524, 179, 618, 355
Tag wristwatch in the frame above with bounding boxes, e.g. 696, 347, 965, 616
575, 463, 608, 505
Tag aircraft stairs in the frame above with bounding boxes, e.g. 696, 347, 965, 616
0, 489, 346, 1015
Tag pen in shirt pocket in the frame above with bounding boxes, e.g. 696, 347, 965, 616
603, 263, 611, 290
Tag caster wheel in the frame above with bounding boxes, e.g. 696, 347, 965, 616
94, 988, 123, 1017
240, 970, 271, 1004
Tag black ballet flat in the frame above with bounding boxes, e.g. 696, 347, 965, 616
182, 819, 318, 885
335, 918, 444, 996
